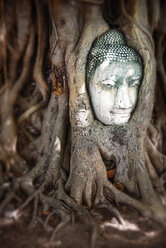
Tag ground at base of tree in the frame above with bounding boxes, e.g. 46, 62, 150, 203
0, 205, 166, 248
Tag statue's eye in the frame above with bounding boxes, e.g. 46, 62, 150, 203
129, 79, 140, 87
102, 79, 116, 87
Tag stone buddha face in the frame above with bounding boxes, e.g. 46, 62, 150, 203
87, 30, 143, 125
89, 60, 142, 125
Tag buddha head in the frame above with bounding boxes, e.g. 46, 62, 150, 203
86, 30, 143, 125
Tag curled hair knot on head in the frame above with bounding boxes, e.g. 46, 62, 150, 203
86, 30, 142, 84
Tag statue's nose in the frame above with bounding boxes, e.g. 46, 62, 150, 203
115, 84, 132, 109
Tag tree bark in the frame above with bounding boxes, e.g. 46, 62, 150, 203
0, 0, 166, 233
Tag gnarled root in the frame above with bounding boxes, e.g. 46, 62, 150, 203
65, 137, 107, 207
105, 180, 166, 228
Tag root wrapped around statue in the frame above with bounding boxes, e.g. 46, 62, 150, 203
0, 0, 166, 242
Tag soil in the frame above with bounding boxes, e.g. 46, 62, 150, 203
0, 205, 166, 248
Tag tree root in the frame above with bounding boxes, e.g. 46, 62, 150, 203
7, 0, 32, 85
50, 213, 70, 241
33, 0, 49, 100
121, 0, 154, 49
96, 200, 124, 225
0, 25, 35, 175
146, 136, 166, 173
76, 206, 97, 248
28, 196, 39, 228
0, 179, 20, 216
18, 101, 46, 124
144, 151, 164, 195
105, 181, 166, 227
160, 171, 166, 197
44, 210, 57, 231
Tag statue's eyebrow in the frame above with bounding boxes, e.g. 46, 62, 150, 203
102, 77, 116, 81
131, 76, 141, 80
126, 74, 141, 79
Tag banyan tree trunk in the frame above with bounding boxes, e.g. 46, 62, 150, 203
0, 0, 166, 237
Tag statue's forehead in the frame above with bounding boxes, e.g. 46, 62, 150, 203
95, 61, 142, 74
91, 61, 142, 85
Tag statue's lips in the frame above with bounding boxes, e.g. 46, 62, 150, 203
110, 110, 131, 117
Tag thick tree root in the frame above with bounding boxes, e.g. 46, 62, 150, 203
105, 181, 166, 227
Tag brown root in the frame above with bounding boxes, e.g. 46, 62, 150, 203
0, 179, 20, 215
33, 0, 49, 100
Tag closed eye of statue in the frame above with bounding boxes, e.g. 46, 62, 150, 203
129, 79, 140, 87
102, 79, 116, 87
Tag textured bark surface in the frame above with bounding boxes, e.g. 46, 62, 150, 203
0, 0, 166, 246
